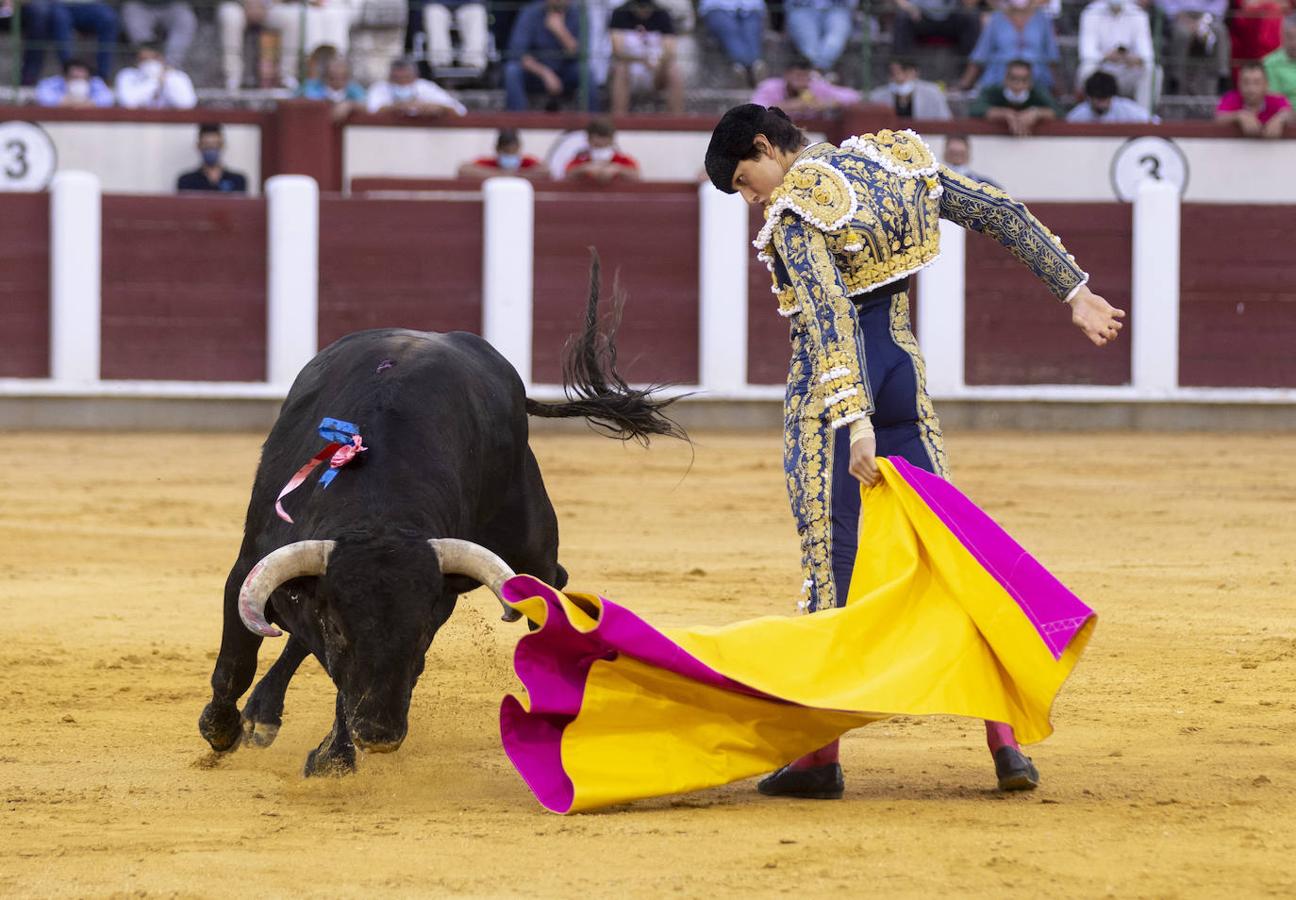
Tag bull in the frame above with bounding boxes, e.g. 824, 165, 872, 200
198, 258, 683, 775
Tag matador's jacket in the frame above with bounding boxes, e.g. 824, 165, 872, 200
761, 130, 1089, 613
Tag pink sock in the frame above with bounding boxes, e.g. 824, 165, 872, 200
788, 739, 840, 769
984, 721, 1019, 754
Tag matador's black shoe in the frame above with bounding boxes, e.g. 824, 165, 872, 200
994, 747, 1040, 792
756, 763, 845, 800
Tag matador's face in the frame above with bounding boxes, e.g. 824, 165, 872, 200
731, 136, 790, 207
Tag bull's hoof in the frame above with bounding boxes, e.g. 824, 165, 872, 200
241, 716, 281, 749
303, 744, 357, 778
199, 703, 243, 753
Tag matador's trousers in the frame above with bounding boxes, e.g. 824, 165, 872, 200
784, 291, 950, 613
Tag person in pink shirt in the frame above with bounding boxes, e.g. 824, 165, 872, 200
750, 58, 861, 115
1216, 60, 1293, 138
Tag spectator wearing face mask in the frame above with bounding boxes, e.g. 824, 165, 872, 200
942, 134, 1001, 189
867, 58, 951, 119
115, 42, 197, 109
367, 58, 468, 116
970, 57, 1060, 136
1067, 70, 1156, 122
1216, 61, 1293, 139
959, 0, 1060, 94
750, 58, 861, 115
1077, 0, 1157, 108
34, 58, 115, 107
299, 58, 366, 122
564, 118, 640, 185
177, 123, 248, 193
458, 128, 547, 181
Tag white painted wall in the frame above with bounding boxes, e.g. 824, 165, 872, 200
345, 126, 1296, 203
38, 122, 262, 195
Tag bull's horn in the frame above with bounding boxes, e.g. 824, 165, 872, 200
427, 539, 522, 623
238, 540, 336, 637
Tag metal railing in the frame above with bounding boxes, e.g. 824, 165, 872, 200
0, 0, 1282, 111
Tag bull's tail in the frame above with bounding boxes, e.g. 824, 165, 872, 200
525, 251, 688, 445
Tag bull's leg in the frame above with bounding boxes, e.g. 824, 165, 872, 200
199, 563, 264, 752
303, 693, 357, 777
241, 634, 311, 748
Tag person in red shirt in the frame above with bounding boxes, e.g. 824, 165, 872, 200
1216, 61, 1293, 137
564, 118, 641, 184
458, 128, 547, 180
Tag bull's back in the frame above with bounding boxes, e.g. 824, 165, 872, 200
288, 329, 520, 408
247, 329, 528, 536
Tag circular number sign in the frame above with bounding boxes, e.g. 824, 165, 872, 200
1110, 136, 1188, 203
0, 121, 58, 192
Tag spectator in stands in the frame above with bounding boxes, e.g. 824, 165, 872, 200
960, 0, 1060, 94
20, 0, 120, 86
458, 128, 548, 180
969, 57, 1060, 135
892, 0, 981, 58
177, 124, 249, 194
942, 133, 1001, 188
867, 58, 952, 119
1077, 0, 1158, 107
1263, 13, 1296, 103
564, 118, 640, 184
1067, 69, 1158, 120
299, 57, 366, 121
1230, 0, 1288, 76
1157, 0, 1230, 95
1216, 60, 1293, 136
367, 57, 468, 116
504, 0, 587, 111
784, 0, 857, 74
608, 0, 684, 114
699, 0, 767, 86
218, 0, 359, 91
115, 42, 197, 108
120, 0, 197, 68
751, 58, 861, 114
422, 0, 489, 76
34, 58, 114, 106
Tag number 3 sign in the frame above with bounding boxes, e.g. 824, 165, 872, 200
1110, 135, 1188, 203
0, 121, 58, 192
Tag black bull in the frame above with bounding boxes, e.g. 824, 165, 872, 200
198, 259, 684, 776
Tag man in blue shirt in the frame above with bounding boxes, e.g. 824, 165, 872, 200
34, 58, 115, 106
504, 0, 588, 111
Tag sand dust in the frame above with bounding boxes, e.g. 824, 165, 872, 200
1, 429, 1293, 898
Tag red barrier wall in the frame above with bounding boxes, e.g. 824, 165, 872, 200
1180, 205, 1296, 388
0, 194, 50, 378
532, 187, 699, 385
747, 204, 790, 386
965, 204, 1133, 385
100, 196, 267, 381
318, 196, 484, 348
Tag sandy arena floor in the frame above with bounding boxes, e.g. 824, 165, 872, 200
1, 429, 1293, 898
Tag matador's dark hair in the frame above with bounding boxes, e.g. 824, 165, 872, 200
704, 104, 806, 194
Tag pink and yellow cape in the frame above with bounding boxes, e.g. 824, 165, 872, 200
497, 457, 1096, 814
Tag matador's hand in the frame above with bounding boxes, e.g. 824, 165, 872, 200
848, 432, 881, 486
1068, 285, 1126, 347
